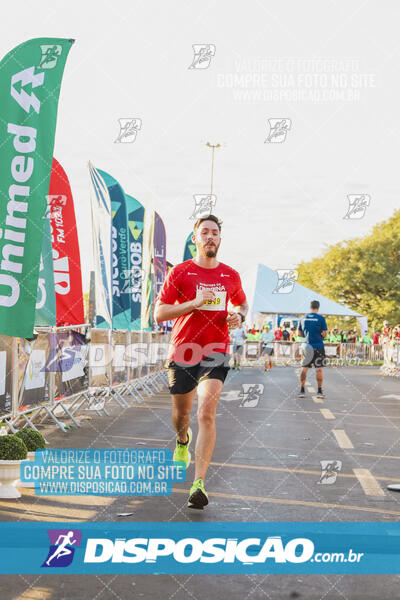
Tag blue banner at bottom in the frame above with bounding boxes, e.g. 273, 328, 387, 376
0, 522, 400, 574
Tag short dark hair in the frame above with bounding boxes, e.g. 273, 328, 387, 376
193, 214, 222, 234
310, 300, 320, 309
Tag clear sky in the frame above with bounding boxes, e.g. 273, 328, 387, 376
3, 0, 399, 291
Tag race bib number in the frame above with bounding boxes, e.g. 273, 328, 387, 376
197, 289, 227, 311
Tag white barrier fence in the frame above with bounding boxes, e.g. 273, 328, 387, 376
0, 328, 170, 433
1, 332, 394, 433
237, 341, 385, 367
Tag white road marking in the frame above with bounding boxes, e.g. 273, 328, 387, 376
332, 429, 354, 449
320, 408, 335, 420
353, 468, 385, 497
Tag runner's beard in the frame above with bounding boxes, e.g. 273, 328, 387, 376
204, 243, 219, 258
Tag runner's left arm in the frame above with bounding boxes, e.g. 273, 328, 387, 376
227, 271, 248, 329
227, 299, 249, 329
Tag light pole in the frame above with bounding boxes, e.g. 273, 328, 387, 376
206, 142, 221, 197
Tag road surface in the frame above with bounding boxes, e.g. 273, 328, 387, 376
1, 364, 400, 599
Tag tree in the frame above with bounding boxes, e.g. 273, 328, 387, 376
297, 210, 400, 329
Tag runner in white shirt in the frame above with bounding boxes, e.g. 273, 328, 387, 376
260, 326, 274, 371
231, 326, 246, 370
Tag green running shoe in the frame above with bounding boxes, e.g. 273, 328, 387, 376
188, 477, 209, 509
173, 427, 192, 469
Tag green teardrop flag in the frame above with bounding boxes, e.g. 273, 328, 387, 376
0, 37, 73, 337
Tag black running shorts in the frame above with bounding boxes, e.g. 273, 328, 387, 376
262, 346, 274, 356
166, 352, 230, 395
302, 347, 326, 368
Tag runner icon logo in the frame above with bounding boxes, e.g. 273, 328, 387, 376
39, 45, 62, 69
190, 194, 217, 220
42, 529, 82, 568
115, 118, 142, 143
239, 384, 264, 408
343, 194, 370, 220
318, 460, 342, 485
272, 270, 298, 294
265, 118, 292, 143
121, 267, 144, 294
188, 45, 216, 70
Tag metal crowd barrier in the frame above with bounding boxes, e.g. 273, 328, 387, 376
0, 328, 170, 434
240, 341, 306, 367
236, 341, 383, 368
239, 341, 298, 367
0, 333, 389, 432
338, 343, 387, 365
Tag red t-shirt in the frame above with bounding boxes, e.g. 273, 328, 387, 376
274, 329, 283, 341
157, 259, 246, 365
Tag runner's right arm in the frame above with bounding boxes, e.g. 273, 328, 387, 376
321, 316, 328, 339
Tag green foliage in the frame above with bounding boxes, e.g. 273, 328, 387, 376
15, 428, 46, 452
0, 435, 27, 460
325, 316, 358, 332
297, 210, 400, 329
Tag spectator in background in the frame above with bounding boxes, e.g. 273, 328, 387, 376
273, 325, 283, 359
246, 328, 261, 341
372, 331, 380, 345
290, 327, 297, 341
326, 329, 341, 344
382, 321, 389, 343
362, 332, 372, 344
347, 330, 356, 343
282, 327, 290, 341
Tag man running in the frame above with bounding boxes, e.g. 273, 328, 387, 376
45, 531, 77, 566
154, 215, 248, 509
297, 300, 327, 399
260, 325, 274, 371
231, 324, 246, 369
